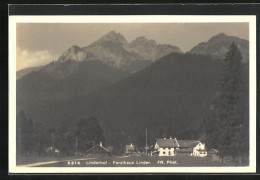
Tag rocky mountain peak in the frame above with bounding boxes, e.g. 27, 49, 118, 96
68, 45, 81, 52
212, 33, 227, 38
131, 36, 157, 47
93, 30, 128, 46
57, 45, 86, 62
208, 33, 228, 43
129, 36, 181, 61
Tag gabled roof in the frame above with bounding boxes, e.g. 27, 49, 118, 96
86, 144, 110, 153
208, 149, 219, 153
177, 140, 201, 148
156, 138, 179, 148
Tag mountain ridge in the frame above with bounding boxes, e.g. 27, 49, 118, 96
57, 30, 182, 71
189, 33, 249, 62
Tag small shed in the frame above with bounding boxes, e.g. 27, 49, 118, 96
208, 149, 221, 162
86, 142, 111, 157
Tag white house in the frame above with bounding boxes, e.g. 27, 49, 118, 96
125, 143, 136, 154
154, 138, 207, 157
192, 141, 207, 157
154, 137, 179, 156
176, 140, 207, 157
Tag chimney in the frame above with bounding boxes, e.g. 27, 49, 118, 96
100, 142, 102, 147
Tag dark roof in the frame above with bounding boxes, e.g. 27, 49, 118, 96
176, 149, 193, 153
177, 140, 200, 148
208, 149, 219, 153
197, 149, 207, 152
100, 145, 110, 152
86, 144, 110, 153
156, 138, 179, 148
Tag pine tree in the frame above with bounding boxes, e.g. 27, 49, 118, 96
205, 42, 248, 163
17, 111, 35, 156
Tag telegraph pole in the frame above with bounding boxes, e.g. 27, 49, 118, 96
50, 133, 55, 157
145, 128, 147, 156
75, 137, 78, 157
19, 126, 21, 157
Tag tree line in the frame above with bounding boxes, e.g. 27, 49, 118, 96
16, 112, 105, 157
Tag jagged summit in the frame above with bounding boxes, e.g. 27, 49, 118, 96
132, 36, 157, 45
58, 45, 86, 62
212, 33, 227, 38
208, 33, 229, 43
71, 45, 81, 49
65, 45, 81, 53
129, 36, 181, 61
90, 30, 128, 47
135, 36, 148, 41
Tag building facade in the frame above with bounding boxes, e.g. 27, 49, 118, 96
154, 137, 179, 156
86, 142, 111, 157
154, 138, 207, 157
125, 143, 136, 154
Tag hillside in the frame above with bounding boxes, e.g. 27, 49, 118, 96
22, 53, 224, 147
16, 60, 130, 113
16, 66, 43, 80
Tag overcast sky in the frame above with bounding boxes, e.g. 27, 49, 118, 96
16, 23, 249, 71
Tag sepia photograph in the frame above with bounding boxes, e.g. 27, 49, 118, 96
8, 15, 256, 173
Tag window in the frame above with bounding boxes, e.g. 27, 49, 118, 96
169, 151, 171, 155
163, 151, 166, 154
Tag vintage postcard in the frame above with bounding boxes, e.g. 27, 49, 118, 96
9, 15, 256, 173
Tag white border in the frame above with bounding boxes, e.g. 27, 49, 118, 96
9, 15, 256, 173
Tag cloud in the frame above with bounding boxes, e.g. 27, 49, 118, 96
16, 47, 58, 71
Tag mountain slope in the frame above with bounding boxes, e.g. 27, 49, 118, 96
24, 53, 224, 146
189, 33, 249, 62
16, 66, 43, 80
16, 60, 130, 113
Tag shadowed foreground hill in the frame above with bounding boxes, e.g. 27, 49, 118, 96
17, 60, 130, 113
16, 66, 43, 80
27, 53, 223, 146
